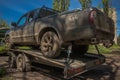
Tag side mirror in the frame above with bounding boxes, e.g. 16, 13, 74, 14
11, 22, 17, 27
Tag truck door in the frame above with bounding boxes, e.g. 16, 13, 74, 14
12, 14, 27, 43
22, 11, 35, 44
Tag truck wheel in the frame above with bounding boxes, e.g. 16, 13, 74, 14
40, 31, 61, 58
5, 36, 14, 49
8, 53, 16, 68
72, 45, 89, 55
16, 54, 31, 72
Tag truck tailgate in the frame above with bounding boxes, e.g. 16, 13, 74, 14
94, 10, 114, 35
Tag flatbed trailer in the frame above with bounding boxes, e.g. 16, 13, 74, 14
8, 45, 105, 79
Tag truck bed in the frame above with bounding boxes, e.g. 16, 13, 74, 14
9, 49, 105, 79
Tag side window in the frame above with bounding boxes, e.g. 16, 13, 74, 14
38, 9, 56, 18
28, 12, 34, 23
17, 16, 27, 27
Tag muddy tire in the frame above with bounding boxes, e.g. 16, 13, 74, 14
72, 45, 89, 55
8, 53, 16, 68
16, 54, 31, 72
40, 31, 61, 58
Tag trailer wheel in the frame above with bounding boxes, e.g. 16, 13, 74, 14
16, 54, 31, 72
40, 31, 61, 58
72, 45, 89, 55
8, 53, 16, 68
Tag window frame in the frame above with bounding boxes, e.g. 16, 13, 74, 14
17, 14, 28, 27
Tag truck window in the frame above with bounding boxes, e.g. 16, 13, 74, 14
37, 8, 57, 18
17, 15, 27, 27
28, 12, 34, 23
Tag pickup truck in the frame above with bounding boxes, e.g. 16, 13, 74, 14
5, 6, 114, 58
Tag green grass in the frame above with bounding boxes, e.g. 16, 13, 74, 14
0, 45, 30, 53
18, 46, 31, 50
88, 44, 120, 54
0, 45, 8, 53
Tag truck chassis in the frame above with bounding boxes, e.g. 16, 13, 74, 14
7, 45, 105, 79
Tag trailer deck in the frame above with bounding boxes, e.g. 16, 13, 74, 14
8, 49, 105, 79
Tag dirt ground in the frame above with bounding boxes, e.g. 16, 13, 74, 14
0, 51, 120, 80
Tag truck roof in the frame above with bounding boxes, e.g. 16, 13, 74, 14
25, 6, 60, 15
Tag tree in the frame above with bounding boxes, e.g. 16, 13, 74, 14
79, 0, 91, 10
0, 19, 8, 28
102, 0, 113, 16
53, 0, 70, 12
102, 0, 117, 44
53, 0, 59, 11
102, 0, 109, 16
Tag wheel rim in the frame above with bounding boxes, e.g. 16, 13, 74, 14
17, 56, 23, 71
41, 32, 54, 56
41, 32, 59, 57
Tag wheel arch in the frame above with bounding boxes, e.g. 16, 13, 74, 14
37, 27, 63, 44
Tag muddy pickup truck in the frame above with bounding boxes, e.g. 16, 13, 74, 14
5, 6, 114, 58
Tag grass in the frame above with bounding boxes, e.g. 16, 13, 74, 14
0, 44, 120, 54
0, 45, 8, 53
18, 46, 31, 50
88, 44, 120, 54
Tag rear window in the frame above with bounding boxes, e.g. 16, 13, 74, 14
37, 8, 59, 18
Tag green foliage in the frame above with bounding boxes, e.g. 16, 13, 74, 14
102, 0, 109, 16
18, 46, 31, 50
53, 0, 70, 12
97, 2, 101, 9
102, 0, 113, 17
0, 45, 8, 53
79, 0, 91, 10
0, 19, 9, 28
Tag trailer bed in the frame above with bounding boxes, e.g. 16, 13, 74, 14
9, 49, 105, 79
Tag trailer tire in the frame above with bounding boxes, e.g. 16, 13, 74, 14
16, 54, 31, 72
40, 31, 61, 58
72, 45, 89, 55
8, 53, 16, 68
